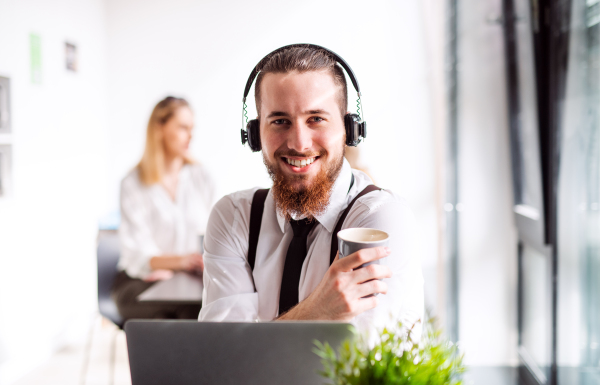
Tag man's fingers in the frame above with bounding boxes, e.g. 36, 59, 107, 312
354, 294, 379, 313
355, 279, 388, 297
335, 247, 391, 271
352, 264, 392, 284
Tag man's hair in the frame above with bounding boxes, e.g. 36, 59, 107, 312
254, 46, 348, 118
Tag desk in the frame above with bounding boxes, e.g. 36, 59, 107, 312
137, 272, 203, 305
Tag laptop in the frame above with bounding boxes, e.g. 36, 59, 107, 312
137, 272, 203, 304
125, 320, 355, 385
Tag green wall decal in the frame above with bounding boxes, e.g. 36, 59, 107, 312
30, 33, 42, 84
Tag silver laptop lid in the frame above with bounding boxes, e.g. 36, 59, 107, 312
125, 320, 354, 385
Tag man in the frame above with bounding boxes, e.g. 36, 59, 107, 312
199, 46, 423, 331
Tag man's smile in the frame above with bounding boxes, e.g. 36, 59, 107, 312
281, 156, 320, 172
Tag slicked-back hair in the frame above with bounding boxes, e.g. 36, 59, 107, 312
254, 46, 348, 119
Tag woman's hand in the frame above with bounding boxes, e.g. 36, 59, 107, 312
179, 253, 204, 273
143, 269, 175, 282
149, 253, 204, 273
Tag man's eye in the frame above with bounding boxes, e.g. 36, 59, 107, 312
310, 117, 324, 123
273, 119, 288, 125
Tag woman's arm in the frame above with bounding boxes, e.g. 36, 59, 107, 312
149, 254, 204, 272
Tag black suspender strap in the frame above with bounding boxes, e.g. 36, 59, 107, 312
329, 184, 381, 265
248, 188, 269, 271
247, 184, 381, 271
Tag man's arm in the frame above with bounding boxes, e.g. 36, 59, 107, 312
281, 190, 423, 327
199, 192, 259, 322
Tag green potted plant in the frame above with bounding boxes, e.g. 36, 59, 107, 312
314, 318, 465, 385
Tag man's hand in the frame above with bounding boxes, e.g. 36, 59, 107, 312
278, 247, 392, 321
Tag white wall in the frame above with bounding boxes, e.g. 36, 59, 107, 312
0, 0, 109, 382
104, 0, 440, 304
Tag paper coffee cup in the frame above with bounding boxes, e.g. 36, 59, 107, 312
337, 228, 389, 297
337, 228, 389, 267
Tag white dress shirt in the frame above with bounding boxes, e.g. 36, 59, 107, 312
118, 163, 216, 279
199, 159, 424, 331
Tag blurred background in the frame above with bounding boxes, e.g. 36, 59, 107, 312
0, 0, 598, 384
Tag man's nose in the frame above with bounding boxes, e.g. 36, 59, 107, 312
287, 122, 312, 152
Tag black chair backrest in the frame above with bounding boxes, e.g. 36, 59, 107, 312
97, 232, 124, 328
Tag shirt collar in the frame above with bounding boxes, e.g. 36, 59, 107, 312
275, 158, 353, 233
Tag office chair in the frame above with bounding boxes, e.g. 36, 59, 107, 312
80, 232, 124, 385
96, 233, 124, 328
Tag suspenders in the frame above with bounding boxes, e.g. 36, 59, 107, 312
247, 184, 381, 271
329, 184, 381, 264
248, 188, 269, 271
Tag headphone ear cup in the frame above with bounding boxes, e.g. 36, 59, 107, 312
246, 119, 261, 152
344, 113, 361, 146
360, 121, 367, 139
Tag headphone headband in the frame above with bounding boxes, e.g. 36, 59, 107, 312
242, 43, 361, 101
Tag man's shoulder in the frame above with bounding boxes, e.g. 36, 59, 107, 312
340, 187, 415, 236
348, 184, 414, 228
349, 169, 410, 213
356, 187, 409, 212
207, 187, 270, 243
213, 186, 267, 215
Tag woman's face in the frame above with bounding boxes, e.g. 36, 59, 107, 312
161, 106, 194, 159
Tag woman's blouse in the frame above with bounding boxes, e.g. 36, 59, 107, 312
118, 163, 216, 279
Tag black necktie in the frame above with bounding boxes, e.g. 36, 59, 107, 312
278, 218, 317, 315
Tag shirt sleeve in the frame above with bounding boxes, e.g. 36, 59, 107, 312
198, 192, 259, 321
344, 191, 425, 334
118, 175, 162, 279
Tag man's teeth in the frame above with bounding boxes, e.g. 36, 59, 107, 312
285, 157, 316, 167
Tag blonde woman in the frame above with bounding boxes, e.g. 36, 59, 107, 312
112, 96, 216, 320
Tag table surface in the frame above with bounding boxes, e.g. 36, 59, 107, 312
137, 272, 203, 304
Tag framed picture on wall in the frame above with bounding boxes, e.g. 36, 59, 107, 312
0, 76, 10, 134
0, 145, 12, 197
65, 42, 78, 72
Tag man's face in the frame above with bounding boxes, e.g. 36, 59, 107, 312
260, 70, 346, 194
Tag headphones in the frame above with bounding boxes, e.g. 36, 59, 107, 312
240, 44, 367, 152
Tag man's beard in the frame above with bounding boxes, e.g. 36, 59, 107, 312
264, 148, 344, 221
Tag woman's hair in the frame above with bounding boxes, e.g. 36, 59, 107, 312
137, 96, 194, 185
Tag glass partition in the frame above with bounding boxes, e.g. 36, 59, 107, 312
513, 0, 544, 220
521, 244, 553, 383
507, 1, 553, 382
557, 0, 600, 384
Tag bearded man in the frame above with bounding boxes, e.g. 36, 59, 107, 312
198, 45, 423, 331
